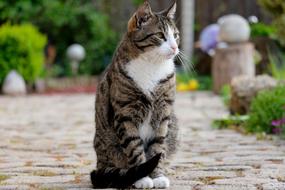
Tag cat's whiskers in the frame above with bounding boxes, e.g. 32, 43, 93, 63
177, 50, 196, 75
161, 45, 195, 74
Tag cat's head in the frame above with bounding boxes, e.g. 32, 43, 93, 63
128, 1, 179, 60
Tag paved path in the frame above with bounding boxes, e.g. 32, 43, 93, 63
0, 92, 285, 190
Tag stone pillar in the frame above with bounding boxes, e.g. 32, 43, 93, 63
181, 0, 195, 58
212, 43, 255, 93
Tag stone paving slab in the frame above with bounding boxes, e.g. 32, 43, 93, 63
0, 92, 285, 190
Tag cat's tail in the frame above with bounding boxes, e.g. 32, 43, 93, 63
90, 153, 161, 189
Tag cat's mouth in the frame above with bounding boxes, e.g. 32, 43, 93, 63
166, 52, 177, 60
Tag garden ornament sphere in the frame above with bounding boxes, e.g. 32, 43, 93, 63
66, 44, 86, 74
248, 15, 259, 24
218, 14, 250, 43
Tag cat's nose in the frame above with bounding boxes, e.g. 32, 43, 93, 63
170, 45, 178, 52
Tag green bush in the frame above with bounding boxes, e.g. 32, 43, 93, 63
246, 85, 285, 134
250, 23, 276, 38
0, 23, 46, 84
0, 0, 117, 75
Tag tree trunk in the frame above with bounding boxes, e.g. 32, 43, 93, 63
212, 42, 255, 93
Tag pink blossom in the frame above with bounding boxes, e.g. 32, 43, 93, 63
271, 118, 285, 127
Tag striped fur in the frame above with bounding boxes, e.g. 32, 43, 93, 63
91, 1, 179, 188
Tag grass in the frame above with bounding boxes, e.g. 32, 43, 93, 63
212, 115, 249, 130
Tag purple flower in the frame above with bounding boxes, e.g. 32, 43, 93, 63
271, 118, 285, 127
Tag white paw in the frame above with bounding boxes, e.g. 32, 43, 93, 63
134, 176, 154, 189
153, 176, 170, 189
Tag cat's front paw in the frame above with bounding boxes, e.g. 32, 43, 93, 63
134, 176, 154, 189
153, 176, 170, 189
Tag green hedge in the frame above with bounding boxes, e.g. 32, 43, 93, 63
0, 23, 47, 84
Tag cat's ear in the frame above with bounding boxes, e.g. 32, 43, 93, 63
164, 0, 177, 19
128, 1, 153, 32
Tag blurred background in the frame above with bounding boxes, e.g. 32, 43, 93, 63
0, 0, 285, 102
0, 0, 284, 95
1, 2, 285, 188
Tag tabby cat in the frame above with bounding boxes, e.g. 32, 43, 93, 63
91, 1, 179, 188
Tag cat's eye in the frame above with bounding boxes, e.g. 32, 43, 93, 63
174, 33, 179, 39
156, 32, 166, 41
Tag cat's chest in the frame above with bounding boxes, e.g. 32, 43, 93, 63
138, 112, 154, 144
125, 58, 175, 95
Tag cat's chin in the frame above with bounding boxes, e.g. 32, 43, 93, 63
165, 54, 176, 60
164, 51, 178, 60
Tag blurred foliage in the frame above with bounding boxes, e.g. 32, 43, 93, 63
213, 115, 249, 130
246, 85, 285, 134
250, 23, 276, 38
0, 23, 46, 85
220, 85, 231, 106
258, 0, 284, 16
197, 76, 212, 90
132, 0, 144, 7
258, 0, 285, 45
0, 0, 117, 76
268, 46, 285, 80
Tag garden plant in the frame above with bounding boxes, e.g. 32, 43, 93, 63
0, 23, 46, 85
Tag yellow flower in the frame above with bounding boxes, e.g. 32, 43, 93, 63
177, 83, 189, 91
188, 79, 199, 91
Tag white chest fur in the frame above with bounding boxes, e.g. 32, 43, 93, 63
125, 56, 175, 96
125, 54, 175, 143
138, 112, 153, 144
